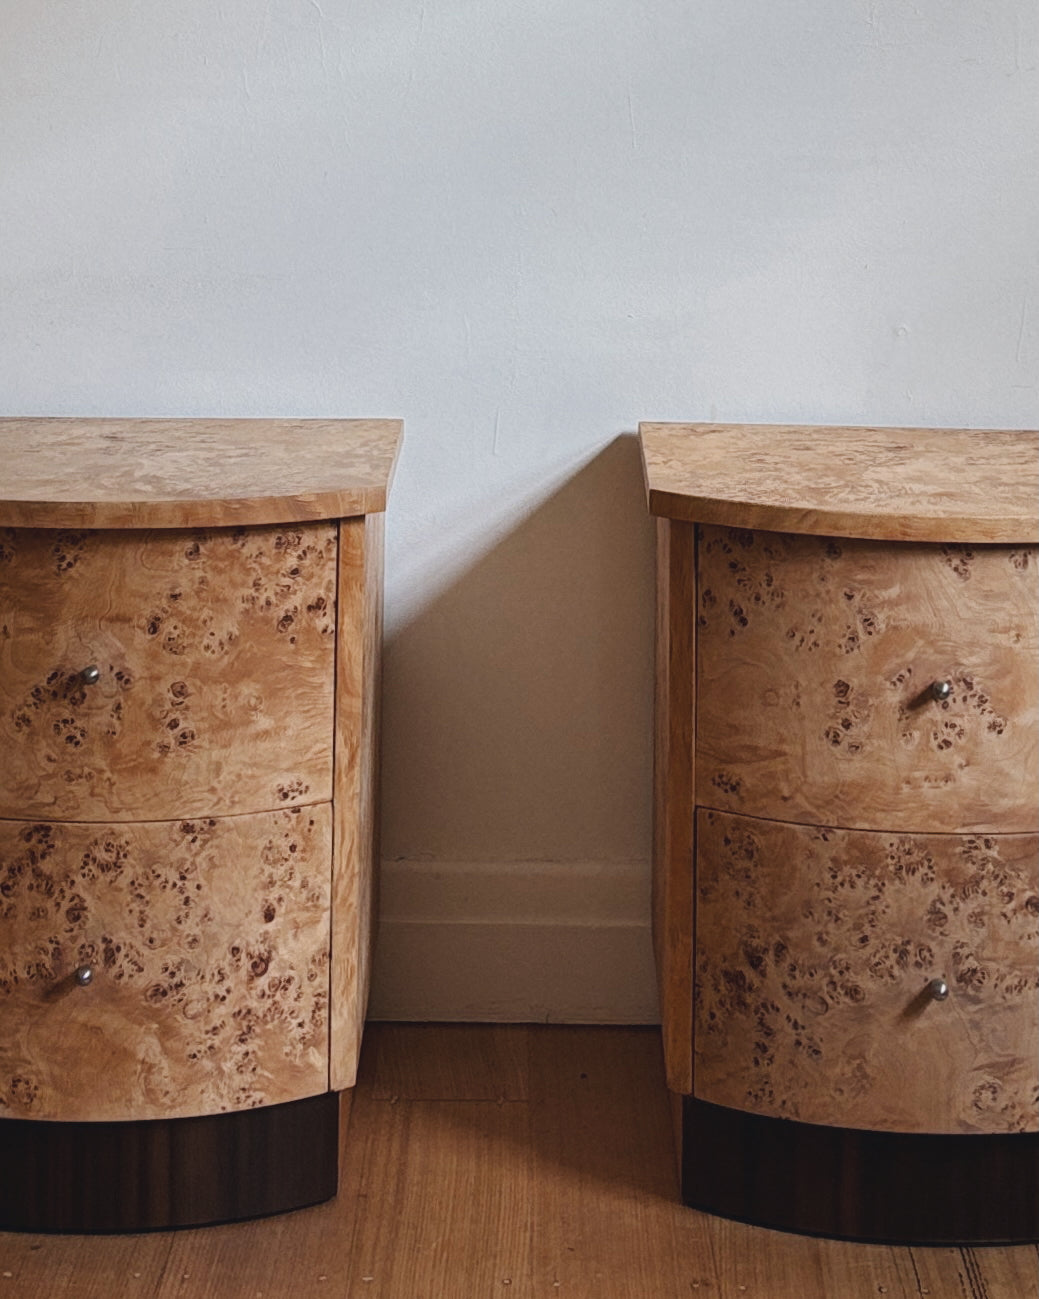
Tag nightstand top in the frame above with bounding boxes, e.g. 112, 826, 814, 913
0, 418, 402, 529
639, 423, 1039, 543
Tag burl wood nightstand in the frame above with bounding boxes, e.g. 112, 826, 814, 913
641, 422, 1038, 1244
0, 417, 400, 1231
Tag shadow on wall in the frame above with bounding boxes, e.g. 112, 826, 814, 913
380, 433, 657, 869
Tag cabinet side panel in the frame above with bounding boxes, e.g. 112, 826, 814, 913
330, 514, 384, 1090
654, 519, 696, 1094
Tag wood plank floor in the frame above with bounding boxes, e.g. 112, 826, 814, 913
1, 1025, 1036, 1298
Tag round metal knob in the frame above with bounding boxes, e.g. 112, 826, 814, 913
928, 977, 949, 1002
74, 965, 93, 987
79, 665, 101, 686
930, 680, 952, 702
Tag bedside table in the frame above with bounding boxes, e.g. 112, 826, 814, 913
641, 422, 1038, 1244
0, 417, 401, 1231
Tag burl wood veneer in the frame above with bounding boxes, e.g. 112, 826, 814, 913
0, 418, 400, 1232
0, 808, 331, 1123
696, 527, 1038, 833
695, 812, 1039, 1135
641, 422, 1039, 1245
0, 523, 338, 821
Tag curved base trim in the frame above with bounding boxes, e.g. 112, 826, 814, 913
0, 1091, 339, 1234
681, 1097, 1039, 1245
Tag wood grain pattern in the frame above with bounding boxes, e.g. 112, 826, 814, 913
1, 1093, 339, 1232
6, 1026, 1032, 1297
0, 806, 331, 1122
329, 514, 384, 1090
680, 1096, 1039, 1244
910, 1245, 1039, 1299
653, 519, 696, 1093
640, 423, 1039, 542
0, 418, 402, 530
0, 523, 337, 821
367, 1022, 529, 1101
696, 526, 1039, 833
693, 810, 1039, 1134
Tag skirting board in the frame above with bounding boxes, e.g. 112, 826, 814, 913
367, 859, 659, 1024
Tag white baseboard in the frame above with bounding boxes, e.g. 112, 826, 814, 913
367, 859, 660, 1024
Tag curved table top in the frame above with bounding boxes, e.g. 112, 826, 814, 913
0, 418, 402, 529
639, 423, 1039, 543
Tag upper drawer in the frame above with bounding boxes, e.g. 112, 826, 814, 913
0, 524, 337, 821
696, 527, 1038, 833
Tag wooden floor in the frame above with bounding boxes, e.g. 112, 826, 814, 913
1, 1025, 1036, 1298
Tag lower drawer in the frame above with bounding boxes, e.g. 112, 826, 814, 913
0, 806, 331, 1122
694, 810, 1039, 1134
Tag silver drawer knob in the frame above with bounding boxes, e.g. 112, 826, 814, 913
79, 665, 101, 686
74, 965, 94, 987
928, 977, 949, 1001
930, 680, 952, 702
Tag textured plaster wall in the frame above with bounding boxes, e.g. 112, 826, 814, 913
1, 2, 1036, 1016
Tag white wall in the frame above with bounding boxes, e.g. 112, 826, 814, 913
2, 2, 1036, 1021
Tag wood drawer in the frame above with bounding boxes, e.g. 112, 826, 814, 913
693, 810, 1039, 1134
0, 805, 331, 1122
695, 528, 1039, 833
0, 524, 337, 821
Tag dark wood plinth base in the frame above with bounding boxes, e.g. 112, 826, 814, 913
0, 1091, 339, 1234
681, 1096, 1039, 1245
